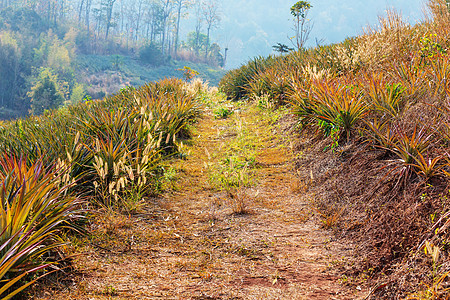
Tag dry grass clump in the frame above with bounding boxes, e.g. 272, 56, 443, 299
219, 0, 450, 297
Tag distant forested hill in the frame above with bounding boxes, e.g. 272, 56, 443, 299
0, 1, 225, 120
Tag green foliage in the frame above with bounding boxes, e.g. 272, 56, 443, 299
290, 1, 312, 18
0, 33, 23, 109
214, 107, 233, 119
0, 10, 80, 118
208, 43, 225, 66
75, 54, 225, 87
208, 119, 257, 191
0, 7, 47, 34
0, 4, 226, 120
111, 55, 123, 71
184, 31, 209, 54
318, 119, 340, 152
29, 68, 64, 115
139, 43, 165, 67
291, 79, 368, 141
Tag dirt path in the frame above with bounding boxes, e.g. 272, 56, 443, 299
34, 102, 366, 299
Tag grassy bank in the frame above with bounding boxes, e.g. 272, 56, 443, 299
219, 0, 450, 298
0, 77, 208, 298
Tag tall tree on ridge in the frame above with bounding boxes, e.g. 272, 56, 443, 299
193, 0, 202, 55
103, 0, 117, 40
202, 0, 220, 59
159, 0, 173, 55
290, 1, 312, 50
173, 0, 191, 55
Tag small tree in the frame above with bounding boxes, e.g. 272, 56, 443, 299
173, 0, 192, 55
185, 31, 208, 54
177, 66, 199, 81
202, 0, 221, 60
30, 69, 64, 115
290, 1, 313, 50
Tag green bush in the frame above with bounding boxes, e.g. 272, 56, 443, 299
139, 43, 166, 67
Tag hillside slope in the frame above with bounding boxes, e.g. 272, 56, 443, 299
75, 54, 226, 99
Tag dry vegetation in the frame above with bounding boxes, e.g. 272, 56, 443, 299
22, 92, 365, 299
0, 77, 203, 298
217, 0, 450, 298
4, 0, 450, 299
216, 0, 450, 299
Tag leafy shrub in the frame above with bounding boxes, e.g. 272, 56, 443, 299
139, 43, 165, 67
290, 79, 368, 141
247, 67, 290, 105
214, 107, 233, 119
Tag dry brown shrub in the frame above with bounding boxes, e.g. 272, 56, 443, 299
356, 9, 420, 70
225, 189, 252, 215
293, 120, 450, 297
426, 0, 450, 37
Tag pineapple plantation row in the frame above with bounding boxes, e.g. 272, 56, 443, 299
219, 0, 450, 297
0, 78, 206, 298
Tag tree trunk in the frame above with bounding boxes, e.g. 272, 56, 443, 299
194, 22, 201, 55
135, 0, 143, 41
86, 0, 92, 32
60, 0, 65, 22
194, 0, 202, 55
205, 26, 210, 60
161, 0, 171, 56
78, 0, 85, 24
174, 0, 182, 56
150, 21, 154, 44
105, 0, 117, 40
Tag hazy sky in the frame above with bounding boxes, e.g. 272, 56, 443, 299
195, 0, 424, 69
